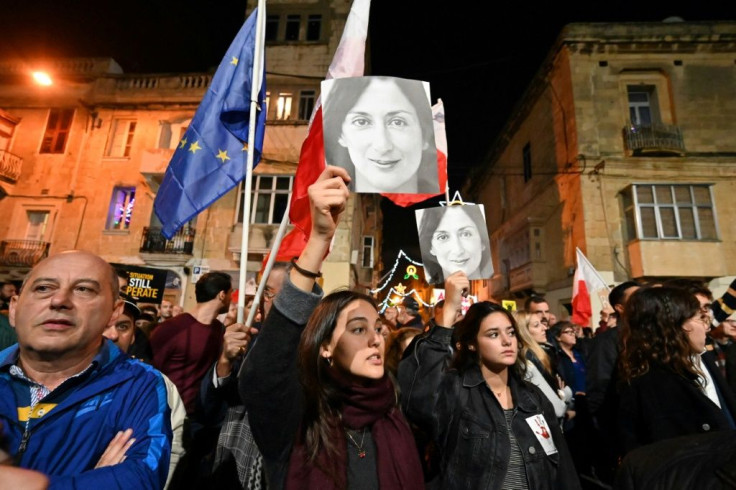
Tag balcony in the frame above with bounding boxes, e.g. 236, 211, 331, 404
623, 123, 685, 156
0, 150, 22, 183
0, 240, 50, 267
139, 226, 195, 266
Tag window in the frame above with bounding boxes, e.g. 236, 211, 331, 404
306, 14, 322, 41
285, 15, 300, 41
265, 14, 279, 41
106, 119, 137, 157
298, 90, 316, 121
628, 88, 654, 126
623, 184, 718, 241
106, 186, 136, 230
40, 108, 74, 154
25, 211, 50, 241
522, 143, 532, 182
276, 93, 293, 120
362, 236, 374, 268
237, 175, 293, 224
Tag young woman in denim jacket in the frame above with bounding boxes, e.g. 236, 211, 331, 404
398, 272, 580, 490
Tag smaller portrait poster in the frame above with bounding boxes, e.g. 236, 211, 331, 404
321, 76, 439, 195
415, 204, 493, 285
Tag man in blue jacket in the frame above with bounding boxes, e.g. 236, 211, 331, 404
0, 250, 172, 489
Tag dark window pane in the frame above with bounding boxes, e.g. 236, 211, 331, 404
636, 185, 653, 204
659, 207, 677, 237
628, 92, 649, 103
678, 207, 696, 239
698, 207, 717, 239
273, 194, 288, 223
298, 90, 316, 121
275, 177, 291, 190
640, 207, 657, 238
306, 14, 321, 41
673, 186, 692, 204
254, 194, 270, 223
285, 15, 300, 41
259, 176, 273, 190
655, 186, 673, 204
693, 186, 712, 206
638, 107, 652, 126
266, 15, 279, 41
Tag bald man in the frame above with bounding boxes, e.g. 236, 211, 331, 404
0, 251, 172, 489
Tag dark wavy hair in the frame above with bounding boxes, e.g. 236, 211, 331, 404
297, 289, 384, 479
323, 76, 438, 192
618, 286, 702, 383
417, 204, 492, 285
450, 301, 526, 378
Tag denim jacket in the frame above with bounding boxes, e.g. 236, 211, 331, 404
399, 326, 581, 490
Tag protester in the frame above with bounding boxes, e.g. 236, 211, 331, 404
526, 296, 552, 327
323, 76, 438, 194
206, 263, 288, 489
400, 271, 580, 489
0, 250, 172, 488
0, 282, 17, 311
617, 286, 736, 455
0, 313, 17, 352
159, 299, 174, 322
396, 297, 424, 330
102, 294, 186, 489
514, 310, 571, 421
151, 271, 233, 487
381, 305, 398, 330
240, 166, 424, 489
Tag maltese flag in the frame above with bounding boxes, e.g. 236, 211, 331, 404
571, 248, 611, 326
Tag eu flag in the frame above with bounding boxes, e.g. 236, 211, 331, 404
154, 8, 266, 239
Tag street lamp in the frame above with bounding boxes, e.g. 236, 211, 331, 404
31, 71, 52, 86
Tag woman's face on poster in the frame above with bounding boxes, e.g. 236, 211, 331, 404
430, 206, 483, 278
338, 78, 427, 192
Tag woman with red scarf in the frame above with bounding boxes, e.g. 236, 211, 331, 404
239, 166, 423, 490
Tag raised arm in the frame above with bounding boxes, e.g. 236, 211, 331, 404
399, 272, 468, 433
239, 166, 350, 463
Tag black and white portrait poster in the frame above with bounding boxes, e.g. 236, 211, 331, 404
415, 204, 493, 284
322, 76, 439, 194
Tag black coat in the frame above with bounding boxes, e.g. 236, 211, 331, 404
399, 326, 581, 490
617, 356, 736, 455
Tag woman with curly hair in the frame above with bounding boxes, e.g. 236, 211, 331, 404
617, 286, 736, 455
399, 272, 580, 489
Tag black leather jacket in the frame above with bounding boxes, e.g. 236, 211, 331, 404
399, 326, 581, 490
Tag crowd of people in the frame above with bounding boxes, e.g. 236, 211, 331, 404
1, 166, 736, 489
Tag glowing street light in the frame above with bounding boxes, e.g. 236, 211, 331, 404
32, 71, 53, 86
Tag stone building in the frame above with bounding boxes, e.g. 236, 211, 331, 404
0, 0, 380, 308
466, 20, 736, 324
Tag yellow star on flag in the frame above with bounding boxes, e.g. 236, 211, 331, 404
179, 137, 187, 149
395, 283, 406, 295
216, 149, 231, 163
230, 56, 238, 66
189, 141, 202, 153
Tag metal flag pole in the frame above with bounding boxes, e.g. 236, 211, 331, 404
237, 0, 267, 324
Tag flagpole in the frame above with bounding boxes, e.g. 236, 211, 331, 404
237, 0, 267, 324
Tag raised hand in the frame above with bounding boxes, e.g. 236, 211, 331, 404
308, 165, 351, 240
442, 271, 470, 328
217, 322, 259, 377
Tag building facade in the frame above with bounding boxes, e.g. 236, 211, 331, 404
0, 0, 380, 308
466, 21, 736, 324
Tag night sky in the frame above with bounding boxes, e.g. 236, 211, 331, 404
2, 0, 735, 270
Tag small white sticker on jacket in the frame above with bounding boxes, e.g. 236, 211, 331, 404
525, 414, 558, 455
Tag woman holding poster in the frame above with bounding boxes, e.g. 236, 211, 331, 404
399, 272, 580, 489
322, 76, 439, 194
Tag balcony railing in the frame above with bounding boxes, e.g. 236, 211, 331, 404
623, 123, 685, 155
0, 149, 22, 183
0, 240, 50, 267
140, 226, 195, 254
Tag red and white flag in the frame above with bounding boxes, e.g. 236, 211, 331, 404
571, 247, 610, 326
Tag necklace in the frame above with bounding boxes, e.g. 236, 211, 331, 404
346, 428, 367, 459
